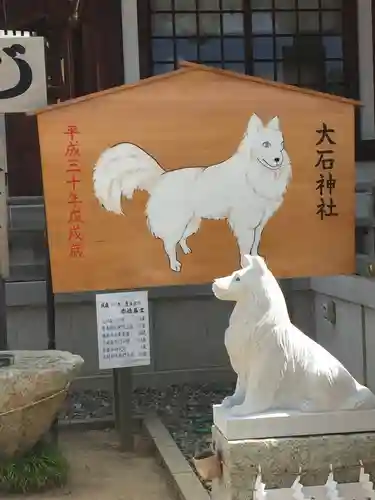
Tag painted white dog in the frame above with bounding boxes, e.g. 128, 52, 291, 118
212, 255, 375, 416
93, 114, 292, 272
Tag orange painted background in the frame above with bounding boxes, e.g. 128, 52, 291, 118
35, 64, 356, 293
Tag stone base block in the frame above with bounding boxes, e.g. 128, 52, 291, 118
211, 426, 375, 500
213, 405, 375, 440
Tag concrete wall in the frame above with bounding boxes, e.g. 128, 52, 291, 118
311, 275, 375, 390
8, 273, 375, 394
5, 279, 313, 391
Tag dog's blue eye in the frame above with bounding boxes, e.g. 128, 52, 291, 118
262, 141, 271, 148
235, 276, 241, 282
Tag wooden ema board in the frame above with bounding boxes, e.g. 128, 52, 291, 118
33, 62, 357, 294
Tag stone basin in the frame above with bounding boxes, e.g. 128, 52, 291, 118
0, 350, 84, 459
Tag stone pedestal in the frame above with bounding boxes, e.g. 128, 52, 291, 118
211, 407, 375, 500
0, 350, 84, 459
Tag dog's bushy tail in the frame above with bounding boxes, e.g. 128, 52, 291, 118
93, 143, 164, 214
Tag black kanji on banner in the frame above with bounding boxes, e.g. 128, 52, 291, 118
0, 44, 33, 99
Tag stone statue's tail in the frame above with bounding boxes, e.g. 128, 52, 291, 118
349, 384, 375, 410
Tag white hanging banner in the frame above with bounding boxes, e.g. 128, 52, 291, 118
0, 36, 47, 113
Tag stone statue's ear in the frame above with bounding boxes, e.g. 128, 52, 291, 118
253, 256, 267, 274
241, 254, 252, 268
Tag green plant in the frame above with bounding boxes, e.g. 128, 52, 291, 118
0, 440, 69, 494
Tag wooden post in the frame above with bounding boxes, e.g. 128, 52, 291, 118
45, 229, 58, 442
0, 114, 9, 351
113, 367, 133, 452
96, 290, 149, 452
0, 278, 7, 350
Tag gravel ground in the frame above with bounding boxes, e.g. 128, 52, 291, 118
60, 383, 233, 459
60, 383, 234, 492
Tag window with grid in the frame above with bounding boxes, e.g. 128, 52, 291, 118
147, 0, 352, 98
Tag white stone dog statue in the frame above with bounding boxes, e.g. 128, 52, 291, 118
212, 255, 375, 417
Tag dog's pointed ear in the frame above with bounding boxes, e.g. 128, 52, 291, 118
266, 116, 280, 131
247, 113, 263, 135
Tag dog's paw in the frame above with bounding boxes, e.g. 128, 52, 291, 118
221, 396, 235, 409
180, 241, 191, 255
171, 261, 182, 272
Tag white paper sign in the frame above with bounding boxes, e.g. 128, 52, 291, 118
0, 36, 47, 112
254, 465, 375, 500
96, 291, 151, 370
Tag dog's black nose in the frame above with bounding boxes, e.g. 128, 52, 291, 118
274, 157, 280, 163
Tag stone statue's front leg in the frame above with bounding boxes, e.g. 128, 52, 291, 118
228, 397, 271, 417
228, 355, 283, 416
221, 376, 246, 409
